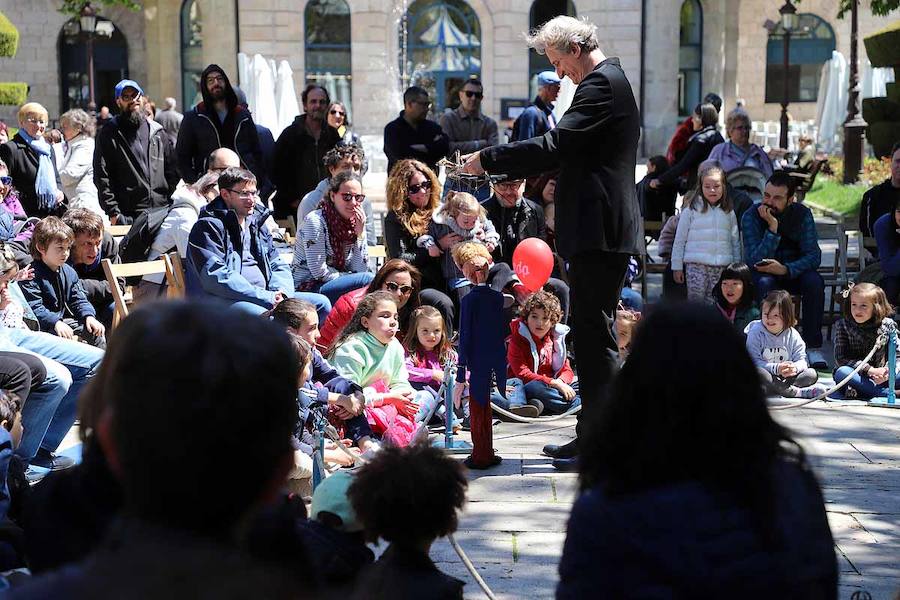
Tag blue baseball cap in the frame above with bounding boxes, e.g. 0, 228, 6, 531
537, 71, 561, 87
115, 79, 144, 99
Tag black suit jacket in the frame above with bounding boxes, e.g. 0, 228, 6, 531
0, 133, 65, 217
480, 58, 642, 259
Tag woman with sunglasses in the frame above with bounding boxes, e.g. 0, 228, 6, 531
326, 102, 360, 147
0, 102, 66, 218
292, 170, 374, 304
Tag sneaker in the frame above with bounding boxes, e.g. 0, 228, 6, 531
798, 384, 828, 399
508, 404, 539, 418
31, 450, 75, 471
807, 349, 828, 370
528, 399, 545, 416
25, 466, 49, 485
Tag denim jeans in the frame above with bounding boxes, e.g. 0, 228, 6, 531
3, 329, 103, 464
833, 366, 900, 399
753, 269, 824, 348
231, 291, 332, 323
505, 378, 581, 415
317, 273, 375, 306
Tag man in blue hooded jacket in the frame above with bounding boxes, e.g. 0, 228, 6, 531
185, 167, 330, 321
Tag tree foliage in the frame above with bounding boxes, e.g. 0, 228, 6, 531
59, 0, 140, 18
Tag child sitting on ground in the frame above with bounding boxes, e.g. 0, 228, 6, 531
832, 283, 899, 400
670, 163, 741, 303
503, 290, 579, 416
270, 299, 377, 455
745, 290, 826, 399
0, 159, 36, 265
0, 390, 25, 570
297, 470, 374, 593
348, 444, 467, 600
329, 291, 432, 446
417, 191, 499, 300
20, 217, 105, 348
714, 262, 760, 334
615, 305, 641, 365
403, 306, 462, 430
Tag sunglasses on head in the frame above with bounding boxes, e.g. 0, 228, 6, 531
384, 281, 413, 295
408, 180, 432, 194
463, 90, 483, 99
0, 176, 11, 186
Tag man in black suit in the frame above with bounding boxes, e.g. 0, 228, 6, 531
462, 15, 642, 471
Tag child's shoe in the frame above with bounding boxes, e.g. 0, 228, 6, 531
797, 385, 828, 399
508, 404, 539, 418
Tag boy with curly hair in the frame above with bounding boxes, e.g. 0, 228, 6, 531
505, 290, 579, 415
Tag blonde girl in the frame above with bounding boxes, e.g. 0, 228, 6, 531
833, 283, 897, 399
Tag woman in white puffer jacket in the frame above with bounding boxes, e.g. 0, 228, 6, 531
671, 164, 741, 302
58, 109, 109, 224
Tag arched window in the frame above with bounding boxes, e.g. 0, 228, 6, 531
528, 0, 576, 98
58, 17, 128, 113
402, 0, 480, 112
305, 0, 352, 115
181, 0, 203, 110
765, 13, 835, 103
678, 0, 702, 117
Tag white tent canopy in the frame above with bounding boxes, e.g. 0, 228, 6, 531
418, 5, 479, 72
238, 52, 299, 139
274, 60, 300, 137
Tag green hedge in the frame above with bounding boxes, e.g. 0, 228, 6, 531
868, 121, 900, 159
0, 11, 18, 58
0, 82, 26, 106
864, 19, 900, 69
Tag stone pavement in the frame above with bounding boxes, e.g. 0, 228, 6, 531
430, 397, 900, 599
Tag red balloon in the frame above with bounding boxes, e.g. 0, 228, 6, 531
512, 238, 554, 292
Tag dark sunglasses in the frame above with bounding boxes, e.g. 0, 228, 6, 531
330, 109, 346, 117
0, 176, 11, 186
384, 281, 413, 295
341, 193, 366, 203
463, 90, 483, 99
408, 180, 432, 194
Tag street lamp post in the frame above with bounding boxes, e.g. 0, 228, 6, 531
778, 0, 798, 150
80, 2, 98, 114
842, 0, 867, 184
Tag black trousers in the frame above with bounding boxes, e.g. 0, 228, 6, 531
0, 351, 48, 404
567, 250, 630, 441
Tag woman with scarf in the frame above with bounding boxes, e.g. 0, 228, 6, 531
0, 103, 65, 218
292, 170, 374, 304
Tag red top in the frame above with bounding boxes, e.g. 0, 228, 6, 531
317, 287, 367, 351
506, 318, 574, 385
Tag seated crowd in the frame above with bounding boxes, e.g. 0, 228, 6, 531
0, 65, 889, 597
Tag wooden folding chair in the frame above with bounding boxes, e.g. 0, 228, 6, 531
102, 256, 176, 329
107, 224, 131, 240
165, 252, 186, 298
639, 219, 667, 302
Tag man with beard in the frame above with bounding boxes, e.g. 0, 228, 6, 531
94, 80, 179, 225
742, 171, 826, 369
176, 65, 265, 189
271, 84, 341, 219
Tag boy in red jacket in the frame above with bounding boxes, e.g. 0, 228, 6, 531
506, 290, 579, 415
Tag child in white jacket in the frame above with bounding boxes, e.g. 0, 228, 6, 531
671, 164, 741, 302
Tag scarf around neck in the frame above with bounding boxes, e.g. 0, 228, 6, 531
19, 129, 59, 212
321, 198, 357, 272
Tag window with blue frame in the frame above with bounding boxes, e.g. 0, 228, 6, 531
528, 0, 576, 99
402, 0, 480, 112
305, 0, 352, 114
678, 0, 702, 117
765, 13, 835, 103
180, 0, 203, 110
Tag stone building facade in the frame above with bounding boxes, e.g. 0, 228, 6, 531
0, 0, 893, 159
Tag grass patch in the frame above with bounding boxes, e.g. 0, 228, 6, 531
804, 178, 868, 217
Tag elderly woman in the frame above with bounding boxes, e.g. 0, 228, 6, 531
58, 109, 107, 222
0, 103, 65, 217
707, 109, 773, 178
292, 170, 374, 304
384, 158, 452, 292
651, 103, 723, 193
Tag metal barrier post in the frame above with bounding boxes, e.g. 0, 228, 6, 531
888, 329, 897, 406
433, 363, 472, 454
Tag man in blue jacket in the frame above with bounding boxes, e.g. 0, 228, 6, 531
185, 167, 330, 321
511, 71, 560, 141
742, 171, 826, 368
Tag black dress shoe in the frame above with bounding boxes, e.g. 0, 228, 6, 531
552, 457, 579, 472
543, 439, 578, 459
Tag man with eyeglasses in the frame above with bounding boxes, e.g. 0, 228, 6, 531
176, 65, 265, 194
383, 86, 449, 175
440, 78, 499, 157
271, 84, 341, 220
186, 167, 331, 321
94, 79, 179, 225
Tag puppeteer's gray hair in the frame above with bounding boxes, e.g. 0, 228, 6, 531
525, 16, 600, 55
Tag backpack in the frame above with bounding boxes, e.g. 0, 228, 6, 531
117, 205, 178, 263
